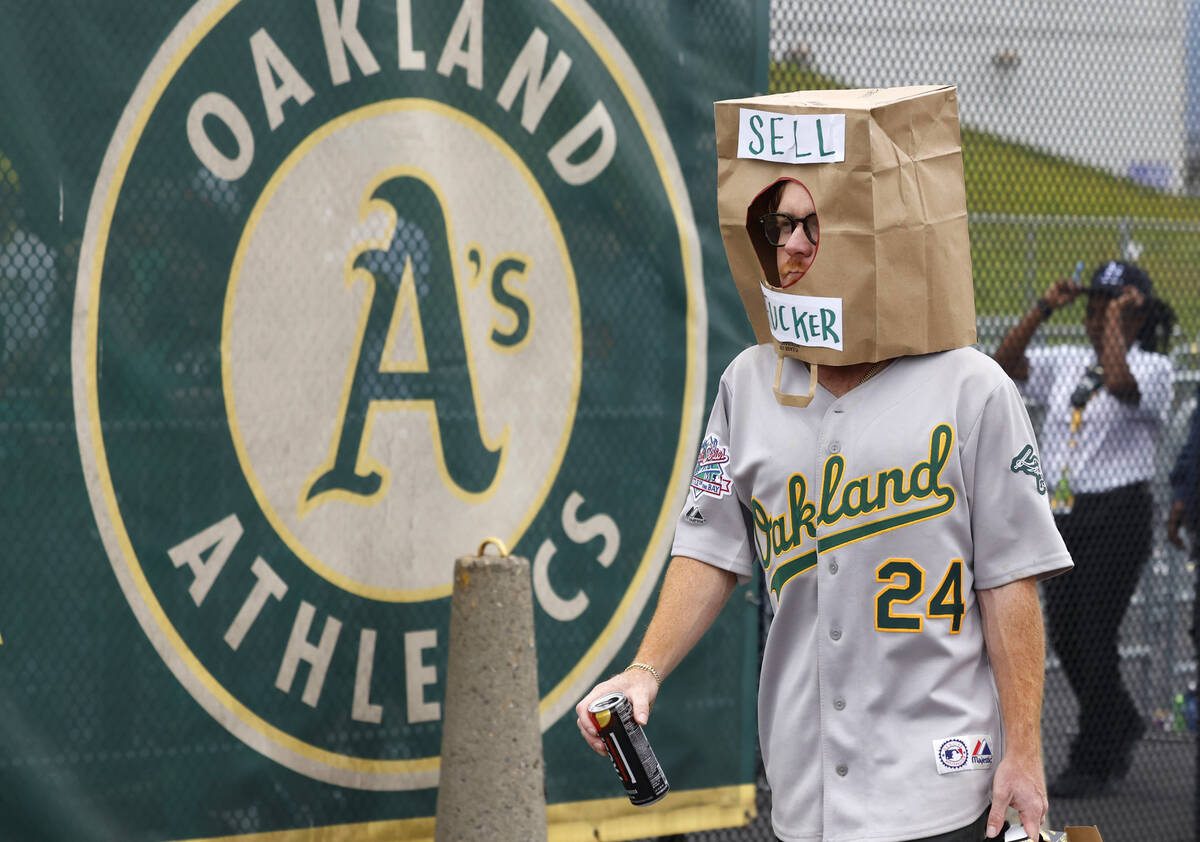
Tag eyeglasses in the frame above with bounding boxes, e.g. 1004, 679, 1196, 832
760, 212, 819, 247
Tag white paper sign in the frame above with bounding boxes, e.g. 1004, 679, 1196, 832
737, 108, 845, 163
761, 285, 843, 350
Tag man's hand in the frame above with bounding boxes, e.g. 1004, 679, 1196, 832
1042, 277, 1083, 310
987, 752, 1047, 839
1105, 284, 1146, 330
574, 557, 735, 756
1112, 284, 1146, 313
1167, 499, 1188, 550
977, 577, 1047, 839
575, 668, 659, 756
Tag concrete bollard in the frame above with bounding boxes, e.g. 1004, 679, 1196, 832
434, 541, 547, 842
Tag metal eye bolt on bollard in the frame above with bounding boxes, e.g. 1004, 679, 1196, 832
434, 538, 548, 842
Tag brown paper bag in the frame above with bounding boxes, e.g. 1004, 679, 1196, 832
714, 86, 976, 388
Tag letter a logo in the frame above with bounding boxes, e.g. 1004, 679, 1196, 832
77, 6, 702, 788
1009, 444, 1046, 495
305, 172, 502, 509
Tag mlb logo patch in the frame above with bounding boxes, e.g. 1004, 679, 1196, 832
932, 734, 993, 775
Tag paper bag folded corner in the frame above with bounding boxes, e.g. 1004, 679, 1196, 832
715, 85, 977, 376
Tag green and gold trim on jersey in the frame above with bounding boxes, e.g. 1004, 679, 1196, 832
751, 424, 957, 599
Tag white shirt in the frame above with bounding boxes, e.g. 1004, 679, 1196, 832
1022, 344, 1172, 494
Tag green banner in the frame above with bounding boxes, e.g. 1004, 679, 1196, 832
0, 1, 762, 839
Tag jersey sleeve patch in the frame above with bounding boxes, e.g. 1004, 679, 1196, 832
932, 735, 994, 775
690, 434, 732, 500
1009, 444, 1046, 495
682, 504, 706, 524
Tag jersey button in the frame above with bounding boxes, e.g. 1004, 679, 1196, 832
836, 764, 849, 777
833, 698, 846, 710
830, 628, 842, 641
828, 560, 839, 574
829, 441, 841, 454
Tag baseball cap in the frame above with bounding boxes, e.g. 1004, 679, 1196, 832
1088, 260, 1153, 298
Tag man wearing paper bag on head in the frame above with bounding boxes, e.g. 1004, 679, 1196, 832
575, 87, 1073, 842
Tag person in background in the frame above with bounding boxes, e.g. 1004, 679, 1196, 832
1166, 379, 1200, 831
1167, 382, 1200, 557
993, 259, 1177, 798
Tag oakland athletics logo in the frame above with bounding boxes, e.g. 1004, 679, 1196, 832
73, 0, 703, 789
1010, 444, 1046, 495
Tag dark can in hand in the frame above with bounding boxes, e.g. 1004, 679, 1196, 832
587, 691, 669, 806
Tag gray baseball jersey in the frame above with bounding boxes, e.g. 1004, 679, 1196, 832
672, 345, 1072, 842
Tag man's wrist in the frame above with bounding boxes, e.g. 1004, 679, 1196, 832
625, 662, 662, 686
999, 733, 1042, 762
1035, 298, 1054, 320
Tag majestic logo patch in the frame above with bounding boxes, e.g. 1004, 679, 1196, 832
933, 734, 993, 774
691, 434, 732, 500
73, 0, 703, 790
1010, 444, 1046, 495
971, 738, 993, 766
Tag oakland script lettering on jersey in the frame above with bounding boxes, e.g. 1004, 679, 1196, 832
750, 424, 956, 597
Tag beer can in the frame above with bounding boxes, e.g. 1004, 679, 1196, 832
587, 691, 669, 806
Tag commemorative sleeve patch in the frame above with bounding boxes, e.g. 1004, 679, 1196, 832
690, 434, 732, 500
932, 735, 994, 775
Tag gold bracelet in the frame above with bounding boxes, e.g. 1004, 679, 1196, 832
625, 662, 661, 686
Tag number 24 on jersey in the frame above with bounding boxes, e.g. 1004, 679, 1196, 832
875, 559, 965, 633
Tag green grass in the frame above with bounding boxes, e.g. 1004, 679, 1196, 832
768, 64, 1200, 341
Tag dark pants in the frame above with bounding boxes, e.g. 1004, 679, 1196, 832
775, 808, 992, 842
1193, 556, 1200, 833
906, 809, 992, 842
1044, 482, 1151, 777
